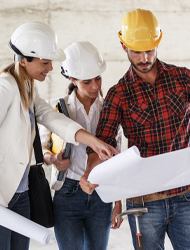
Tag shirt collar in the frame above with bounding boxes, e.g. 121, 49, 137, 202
157, 59, 177, 76
128, 59, 174, 85
76, 93, 100, 112
76, 96, 83, 111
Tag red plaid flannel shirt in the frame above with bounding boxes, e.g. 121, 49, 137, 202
87, 59, 190, 196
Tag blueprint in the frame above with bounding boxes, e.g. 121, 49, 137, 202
88, 146, 190, 203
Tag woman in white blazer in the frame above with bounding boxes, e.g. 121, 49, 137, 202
40, 42, 123, 250
0, 23, 118, 250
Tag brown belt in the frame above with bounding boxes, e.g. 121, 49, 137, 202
127, 187, 190, 203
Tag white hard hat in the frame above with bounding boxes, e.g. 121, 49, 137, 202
8, 21, 65, 62
61, 41, 106, 80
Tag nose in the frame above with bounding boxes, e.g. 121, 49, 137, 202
140, 52, 148, 64
91, 79, 99, 89
47, 62, 53, 71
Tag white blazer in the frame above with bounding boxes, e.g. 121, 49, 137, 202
0, 73, 83, 207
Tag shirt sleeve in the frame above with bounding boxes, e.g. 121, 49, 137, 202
87, 85, 123, 154
184, 67, 190, 94
34, 85, 83, 145
96, 86, 122, 144
39, 99, 56, 157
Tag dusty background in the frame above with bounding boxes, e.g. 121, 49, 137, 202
1, 0, 189, 105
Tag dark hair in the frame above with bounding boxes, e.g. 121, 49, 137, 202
68, 78, 103, 97
68, 82, 77, 95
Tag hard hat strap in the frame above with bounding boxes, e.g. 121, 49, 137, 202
61, 66, 69, 79
9, 40, 34, 62
14, 54, 24, 62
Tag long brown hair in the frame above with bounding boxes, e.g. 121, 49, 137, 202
1, 62, 34, 109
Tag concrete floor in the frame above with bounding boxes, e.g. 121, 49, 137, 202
30, 218, 173, 250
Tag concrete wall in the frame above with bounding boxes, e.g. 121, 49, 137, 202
0, 0, 190, 152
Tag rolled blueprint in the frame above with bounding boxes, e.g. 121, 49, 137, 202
88, 146, 190, 203
0, 205, 52, 244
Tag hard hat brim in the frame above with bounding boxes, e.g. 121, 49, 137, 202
118, 30, 163, 52
7, 41, 66, 61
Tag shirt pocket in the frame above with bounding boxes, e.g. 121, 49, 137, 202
128, 102, 154, 126
164, 90, 187, 116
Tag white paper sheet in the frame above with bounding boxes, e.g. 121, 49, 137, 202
0, 205, 52, 244
88, 146, 190, 203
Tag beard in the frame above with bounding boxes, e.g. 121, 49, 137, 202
128, 52, 157, 74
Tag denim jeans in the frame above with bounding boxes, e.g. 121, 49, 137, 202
53, 178, 112, 250
127, 191, 190, 250
0, 191, 30, 250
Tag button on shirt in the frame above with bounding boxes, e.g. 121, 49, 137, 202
87, 59, 190, 196
67, 97, 100, 181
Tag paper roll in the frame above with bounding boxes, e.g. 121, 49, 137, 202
0, 205, 52, 244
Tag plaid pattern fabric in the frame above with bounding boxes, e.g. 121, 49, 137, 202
87, 59, 190, 196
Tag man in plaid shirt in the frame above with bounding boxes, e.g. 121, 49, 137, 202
80, 9, 190, 250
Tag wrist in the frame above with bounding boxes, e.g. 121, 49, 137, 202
50, 153, 56, 165
83, 171, 90, 179
114, 200, 122, 207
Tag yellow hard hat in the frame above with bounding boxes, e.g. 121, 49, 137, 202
118, 9, 162, 51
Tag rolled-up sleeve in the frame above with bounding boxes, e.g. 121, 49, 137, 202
34, 85, 84, 145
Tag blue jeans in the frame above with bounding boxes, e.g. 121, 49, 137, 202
0, 191, 30, 250
127, 192, 190, 250
53, 178, 112, 250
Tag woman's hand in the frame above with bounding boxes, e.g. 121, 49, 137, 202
75, 129, 119, 161
91, 137, 120, 161
51, 149, 71, 171
111, 201, 123, 229
44, 149, 71, 171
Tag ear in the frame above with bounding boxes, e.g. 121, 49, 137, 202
121, 43, 128, 53
19, 58, 27, 67
70, 77, 77, 86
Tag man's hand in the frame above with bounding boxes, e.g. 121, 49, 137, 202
79, 173, 99, 194
79, 153, 102, 194
111, 201, 123, 229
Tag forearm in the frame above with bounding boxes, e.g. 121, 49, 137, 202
79, 152, 102, 194
43, 152, 55, 165
114, 200, 122, 209
84, 152, 103, 177
75, 129, 96, 148
111, 200, 123, 229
